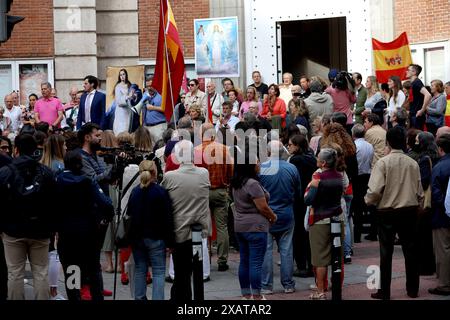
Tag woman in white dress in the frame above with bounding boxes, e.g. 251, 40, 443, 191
113, 69, 132, 136
387, 76, 405, 124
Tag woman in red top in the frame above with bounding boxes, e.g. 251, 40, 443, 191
261, 84, 287, 128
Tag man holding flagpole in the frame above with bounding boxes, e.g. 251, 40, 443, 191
152, 0, 185, 127
142, 78, 166, 145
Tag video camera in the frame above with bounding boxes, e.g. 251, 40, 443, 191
334, 71, 356, 92
99, 143, 163, 183
99, 143, 143, 168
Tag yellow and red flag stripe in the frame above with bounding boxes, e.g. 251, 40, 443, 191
153, 0, 185, 121
372, 32, 413, 83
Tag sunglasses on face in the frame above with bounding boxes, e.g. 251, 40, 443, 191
189, 84, 196, 87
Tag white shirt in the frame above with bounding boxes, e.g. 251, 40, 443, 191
85, 90, 96, 123
4, 106, 22, 133
388, 90, 406, 116
215, 115, 240, 134
355, 138, 374, 175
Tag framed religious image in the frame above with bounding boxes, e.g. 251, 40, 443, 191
194, 16, 240, 78
105, 65, 145, 111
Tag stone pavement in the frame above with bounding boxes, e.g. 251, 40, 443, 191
23, 238, 450, 301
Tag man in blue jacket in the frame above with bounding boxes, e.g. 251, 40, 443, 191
429, 133, 450, 296
77, 75, 106, 130
260, 140, 301, 295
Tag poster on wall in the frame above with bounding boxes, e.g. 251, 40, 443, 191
0, 65, 12, 105
106, 65, 145, 111
19, 64, 48, 105
194, 16, 240, 78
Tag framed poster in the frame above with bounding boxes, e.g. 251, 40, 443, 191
106, 65, 145, 111
19, 64, 48, 103
194, 16, 239, 78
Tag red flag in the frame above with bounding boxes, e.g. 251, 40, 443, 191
153, 0, 185, 121
372, 32, 413, 83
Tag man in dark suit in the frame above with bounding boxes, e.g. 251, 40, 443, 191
77, 75, 106, 130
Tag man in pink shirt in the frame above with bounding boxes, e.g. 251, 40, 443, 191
35, 82, 64, 130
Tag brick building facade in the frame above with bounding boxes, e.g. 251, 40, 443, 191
138, 0, 209, 59
0, 0, 54, 58
0, 0, 448, 105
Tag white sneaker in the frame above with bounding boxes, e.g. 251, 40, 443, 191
50, 294, 66, 300
260, 289, 273, 295
309, 283, 318, 291
284, 288, 295, 294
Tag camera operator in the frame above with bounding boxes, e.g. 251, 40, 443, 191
325, 71, 356, 132
77, 122, 114, 298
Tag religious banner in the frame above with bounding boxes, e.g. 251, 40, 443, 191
194, 17, 240, 78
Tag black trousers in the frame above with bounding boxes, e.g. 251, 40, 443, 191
58, 234, 103, 301
425, 123, 439, 137
377, 208, 419, 298
416, 209, 435, 275
171, 240, 193, 301
352, 174, 370, 241
293, 204, 312, 271
0, 240, 7, 301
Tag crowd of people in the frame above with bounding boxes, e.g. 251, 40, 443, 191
0, 63, 449, 301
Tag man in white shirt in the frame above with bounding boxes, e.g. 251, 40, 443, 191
351, 124, 374, 243
215, 101, 240, 134
3, 95, 22, 134
202, 81, 224, 125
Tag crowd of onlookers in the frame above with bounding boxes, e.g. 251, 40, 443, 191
0, 63, 449, 301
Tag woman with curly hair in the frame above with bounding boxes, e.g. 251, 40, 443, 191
320, 123, 357, 263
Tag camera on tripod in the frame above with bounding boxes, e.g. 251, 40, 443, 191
99, 143, 144, 168
334, 71, 356, 92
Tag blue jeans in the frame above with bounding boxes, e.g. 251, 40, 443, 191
132, 239, 166, 300
344, 195, 353, 257
262, 224, 295, 290
236, 232, 267, 296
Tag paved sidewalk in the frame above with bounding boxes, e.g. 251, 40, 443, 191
23, 238, 450, 300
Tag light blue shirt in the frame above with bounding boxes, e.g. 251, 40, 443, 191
355, 138, 374, 175
445, 183, 450, 218
260, 158, 301, 233
143, 92, 165, 125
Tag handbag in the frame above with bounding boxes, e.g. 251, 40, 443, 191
115, 171, 140, 248
422, 156, 433, 209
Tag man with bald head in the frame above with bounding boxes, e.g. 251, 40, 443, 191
436, 126, 450, 140
203, 81, 224, 125
259, 139, 300, 295
61, 87, 81, 129
194, 123, 233, 272
10, 91, 25, 112
3, 95, 22, 134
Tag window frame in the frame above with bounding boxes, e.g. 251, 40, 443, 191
410, 40, 450, 85
0, 59, 54, 104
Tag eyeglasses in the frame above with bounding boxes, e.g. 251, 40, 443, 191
189, 84, 196, 87
0, 146, 9, 150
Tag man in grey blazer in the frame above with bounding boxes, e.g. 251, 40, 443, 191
161, 139, 211, 301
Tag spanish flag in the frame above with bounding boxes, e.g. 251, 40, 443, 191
153, 0, 185, 121
372, 32, 413, 84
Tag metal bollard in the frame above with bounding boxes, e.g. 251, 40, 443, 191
191, 223, 204, 301
330, 217, 342, 300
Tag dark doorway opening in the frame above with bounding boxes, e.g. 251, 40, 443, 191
277, 17, 347, 84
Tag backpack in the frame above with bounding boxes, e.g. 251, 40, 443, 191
5, 163, 50, 226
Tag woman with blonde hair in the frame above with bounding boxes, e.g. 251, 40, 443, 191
100, 130, 119, 274
127, 160, 175, 300
239, 86, 262, 118
363, 76, 386, 123
41, 134, 66, 174
40, 133, 66, 300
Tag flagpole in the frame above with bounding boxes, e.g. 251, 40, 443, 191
161, 0, 177, 130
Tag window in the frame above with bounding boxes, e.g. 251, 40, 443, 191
139, 59, 208, 94
410, 41, 450, 85
0, 60, 54, 106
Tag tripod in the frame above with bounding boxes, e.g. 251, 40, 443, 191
111, 166, 140, 300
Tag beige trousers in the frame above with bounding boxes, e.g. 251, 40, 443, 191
2, 233, 50, 300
